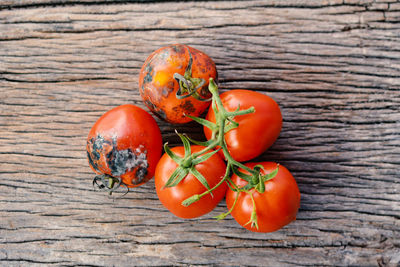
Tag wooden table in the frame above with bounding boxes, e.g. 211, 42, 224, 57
1, 1, 399, 266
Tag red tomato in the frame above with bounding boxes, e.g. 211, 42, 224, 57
204, 90, 282, 162
87, 104, 162, 187
226, 162, 300, 233
139, 44, 217, 124
155, 146, 227, 218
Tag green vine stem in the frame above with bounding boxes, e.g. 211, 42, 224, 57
163, 78, 279, 228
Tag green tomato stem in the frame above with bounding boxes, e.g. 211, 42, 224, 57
244, 192, 259, 230
200, 162, 231, 197
181, 163, 232, 207
209, 78, 256, 176
226, 107, 255, 117
214, 187, 240, 221
190, 139, 219, 159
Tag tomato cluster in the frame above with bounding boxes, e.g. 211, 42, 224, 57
86, 44, 300, 233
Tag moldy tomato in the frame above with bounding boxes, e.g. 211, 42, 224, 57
139, 44, 217, 124
155, 146, 227, 219
226, 162, 300, 233
204, 90, 282, 162
87, 104, 162, 188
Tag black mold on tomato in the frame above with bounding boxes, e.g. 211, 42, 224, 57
181, 100, 196, 114
87, 150, 100, 172
87, 135, 110, 172
130, 150, 149, 184
143, 64, 153, 85
134, 167, 148, 184
104, 137, 149, 179
90, 135, 109, 160
108, 148, 131, 177
143, 71, 153, 85
88, 134, 149, 182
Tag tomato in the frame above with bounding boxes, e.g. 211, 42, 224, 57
204, 90, 282, 162
87, 104, 162, 187
139, 44, 217, 124
226, 162, 300, 233
155, 146, 227, 218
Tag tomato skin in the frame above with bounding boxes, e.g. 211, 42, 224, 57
139, 44, 217, 124
155, 146, 227, 219
204, 90, 282, 162
87, 104, 162, 187
226, 162, 300, 233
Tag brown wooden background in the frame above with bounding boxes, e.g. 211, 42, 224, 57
1, 0, 399, 266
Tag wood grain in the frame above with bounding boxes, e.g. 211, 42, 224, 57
1, 0, 399, 266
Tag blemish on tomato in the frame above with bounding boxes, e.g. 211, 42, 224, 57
87, 135, 111, 173
200, 86, 211, 98
159, 49, 170, 60
88, 135, 149, 183
129, 146, 149, 184
162, 82, 174, 97
162, 88, 169, 97
145, 100, 167, 121
87, 150, 100, 172
143, 64, 153, 84
109, 145, 149, 182
181, 100, 196, 114
171, 44, 185, 54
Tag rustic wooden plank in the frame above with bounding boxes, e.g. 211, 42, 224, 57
1, 0, 399, 266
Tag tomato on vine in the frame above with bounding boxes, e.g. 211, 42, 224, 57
87, 104, 162, 192
155, 79, 300, 233
204, 89, 282, 162
155, 143, 227, 219
139, 44, 217, 124
225, 162, 300, 233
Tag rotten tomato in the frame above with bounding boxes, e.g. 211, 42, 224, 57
87, 104, 162, 189
139, 44, 217, 124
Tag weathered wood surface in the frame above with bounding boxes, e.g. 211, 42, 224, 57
1, 0, 399, 266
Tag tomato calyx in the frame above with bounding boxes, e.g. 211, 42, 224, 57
232, 164, 279, 194
174, 48, 210, 102
218, 166, 278, 227
92, 174, 129, 197
162, 131, 220, 193
223, 165, 280, 229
